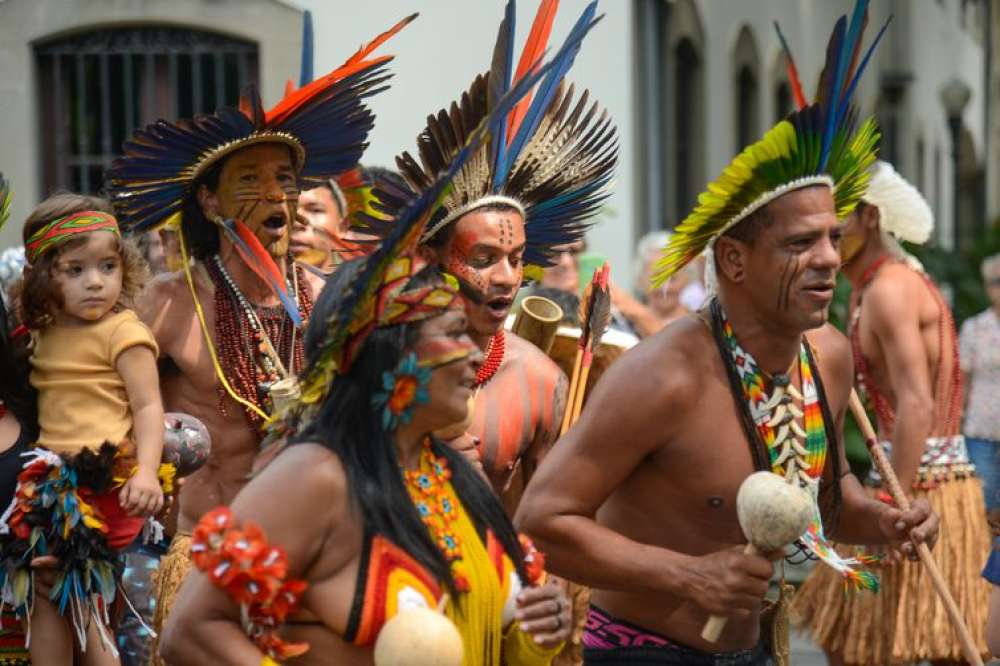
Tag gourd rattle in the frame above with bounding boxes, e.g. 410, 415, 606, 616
374, 596, 464, 666
700, 471, 813, 642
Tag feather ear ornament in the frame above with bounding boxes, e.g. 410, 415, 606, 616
653, 0, 888, 288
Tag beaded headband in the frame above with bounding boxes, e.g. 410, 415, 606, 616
25, 211, 120, 263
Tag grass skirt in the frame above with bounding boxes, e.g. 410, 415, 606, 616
791, 475, 991, 664
150, 531, 191, 666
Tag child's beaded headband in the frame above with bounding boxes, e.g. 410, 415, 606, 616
25, 211, 120, 263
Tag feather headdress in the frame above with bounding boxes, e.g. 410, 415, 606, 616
863, 160, 933, 245
652, 0, 888, 287
105, 14, 416, 235
367, 0, 617, 276
281, 26, 586, 424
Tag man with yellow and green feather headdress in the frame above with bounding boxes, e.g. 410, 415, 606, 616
516, 2, 940, 664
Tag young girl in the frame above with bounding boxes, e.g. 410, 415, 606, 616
0, 193, 167, 666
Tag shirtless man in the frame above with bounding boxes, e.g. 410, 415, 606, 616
140, 142, 324, 534
517, 185, 937, 663
105, 33, 405, 654
794, 161, 991, 664
424, 210, 568, 511
516, 10, 938, 662
379, 0, 616, 512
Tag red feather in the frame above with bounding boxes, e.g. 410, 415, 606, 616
266, 14, 417, 126
786, 60, 807, 110
233, 220, 286, 291
507, 0, 560, 141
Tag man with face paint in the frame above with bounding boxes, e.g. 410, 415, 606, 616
517, 9, 942, 665
371, 1, 616, 514
793, 161, 991, 665
105, 17, 412, 653
292, 179, 346, 273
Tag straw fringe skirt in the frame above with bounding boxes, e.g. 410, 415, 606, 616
791, 476, 990, 665
150, 531, 192, 666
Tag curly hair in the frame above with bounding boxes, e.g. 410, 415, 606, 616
17, 193, 148, 329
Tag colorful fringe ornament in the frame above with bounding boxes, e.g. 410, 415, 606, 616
0, 445, 157, 656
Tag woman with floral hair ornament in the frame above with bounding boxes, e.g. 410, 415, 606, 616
158, 34, 589, 666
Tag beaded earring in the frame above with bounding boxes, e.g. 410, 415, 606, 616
372, 352, 432, 431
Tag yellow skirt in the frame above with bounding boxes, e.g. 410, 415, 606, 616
791, 476, 991, 665
150, 531, 193, 666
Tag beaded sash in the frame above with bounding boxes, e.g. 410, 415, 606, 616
719, 310, 878, 591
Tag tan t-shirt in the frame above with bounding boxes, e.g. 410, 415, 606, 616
31, 309, 158, 455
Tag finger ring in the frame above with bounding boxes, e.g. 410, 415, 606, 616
555, 614, 563, 631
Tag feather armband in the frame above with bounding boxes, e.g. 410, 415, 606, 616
191, 507, 309, 661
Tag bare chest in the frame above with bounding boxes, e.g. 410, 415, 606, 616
602, 383, 762, 552
469, 361, 553, 488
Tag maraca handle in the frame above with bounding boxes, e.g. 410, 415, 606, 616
700, 543, 758, 643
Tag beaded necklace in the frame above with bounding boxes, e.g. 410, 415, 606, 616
207, 256, 313, 430
402, 440, 470, 592
474, 330, 505, 388
711, 299, 877, 591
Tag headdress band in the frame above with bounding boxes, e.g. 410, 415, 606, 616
421, 195, 526, 242
26, 211, 119, 263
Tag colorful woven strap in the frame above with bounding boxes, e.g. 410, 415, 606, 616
25, 211, 119, 263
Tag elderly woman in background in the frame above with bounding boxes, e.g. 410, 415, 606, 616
960, 252, 1000, 524
611, 231, 702, 338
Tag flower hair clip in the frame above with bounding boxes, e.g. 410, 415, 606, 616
372, 352, 431, 431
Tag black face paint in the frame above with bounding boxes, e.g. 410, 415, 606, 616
776, 253, 802, 312
453, 273, 488, 305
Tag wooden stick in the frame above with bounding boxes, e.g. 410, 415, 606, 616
571, 357, 593, 423
560, 348, 584, 436
701, 543, 758, 642
848, 390, 983, 666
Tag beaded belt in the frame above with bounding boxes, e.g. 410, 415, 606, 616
867, 435, 975, 488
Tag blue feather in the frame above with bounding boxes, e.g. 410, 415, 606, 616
835, 16, 893, 134
299, 11, 314, 87
818, 16, 846, 170
490, 0, 517, 187
498, 2, 600, 186
827, 0, 868, 134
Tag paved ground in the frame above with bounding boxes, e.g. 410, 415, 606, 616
789, 630, 826, 664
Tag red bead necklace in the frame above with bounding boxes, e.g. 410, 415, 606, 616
474, 330, 505, 387
850, 256, 964, 438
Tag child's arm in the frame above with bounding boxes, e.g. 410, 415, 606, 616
117, 344, 165, 517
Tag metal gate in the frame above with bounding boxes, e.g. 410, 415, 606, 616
36, 27, 259, 195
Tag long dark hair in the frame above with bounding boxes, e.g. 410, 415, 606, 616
0, 296, 37, 438
294, 259, 526, 596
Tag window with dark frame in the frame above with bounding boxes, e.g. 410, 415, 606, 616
775, 81, 792, 123
675, 38, 700, 220
36, 27, 259, 196
736, 65, 759, 152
